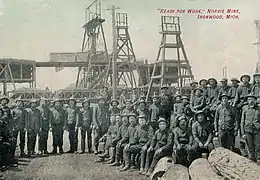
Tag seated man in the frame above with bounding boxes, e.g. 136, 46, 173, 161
173, 116, 193, 166
144, 118, 173, 177
191, 110, 214, 160
96, 115, 119, 162
118, 113, 138, 170
120, 115, 154, 172
111, 114, 129, 166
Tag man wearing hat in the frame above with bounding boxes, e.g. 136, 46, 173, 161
236, 75, 252, 109
158, 85, 173, 124
136, 99, 149, 120
11, 96, 27, 157
190, 87, 206, 114
121, 99, 137, 116
145, 117, 173, 176
93, 96, 109, 154
191, 110, 214, 159
119, 88, 128, 109
250, 73, 260, 103
218, 78, 230, 99
65, 96, 80, 153
109, 99, 120, 115
207, 78, 220, 115
148, 94, 161, 131
79, 98, 93, 154
37, 97, 52, 155
228, 78, 240, 107
26, 99, 42, 157
119, 113, 139, 171
111, 113, 129, 166
199, 79, 208, 97
214, 93, 238, 150
241, 94, 260, 163
101, 86, 111, 107
50, 98, 65, 154
171, 94, 183, 129
190, 81, 198, 102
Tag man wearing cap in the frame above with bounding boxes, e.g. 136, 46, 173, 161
109, 99, 120, 115
159, 85, 173, 124
79, 98, 93, 154
207, 78, 220, 116
121, 99, 137, 116
214, 93, 238, 150
111, 113, 129, 166
101, 86, 111, 107
190, 87, 206, 114
65, 96, 80, 153
250, 73, 260, 103
199, 79, 208, 97
118, 113, 138, 171
37, 97, 52, 155
145, 117, 173, 176
171, 94, 183, 129
119, 88, 128, 109
11, 97, 27, 157
241, 94, 260, 163
148, 94, 161, 131
50, 98, 65, 154
191, 110, 214, 159
218, 78, 230, 100
26, 99, 42, 157
93, 96, 109, 154
190, 81, 198, 102
136, 99, 149, 120
173, 116, 193, 165
228, 78, 240, 107
131, 89, 139, 109
120, 115, 154, 172
236, 75, 252, 109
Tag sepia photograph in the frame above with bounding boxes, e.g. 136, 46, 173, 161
0, 0, 259, 179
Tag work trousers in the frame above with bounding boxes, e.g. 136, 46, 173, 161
68, 123, 78, 152
27, 130, 37, 154
39, 129, 49, 151
245, 130, 260, 162
218, 130, 235, 150
52, 124, 63, 149
81, 126, 92, 152
0, 142, 11, 166
146, 147, 172, 173
173, 144, 192, 165
93, 126, 107, 151
12, 130, 26, 155
123, 144, 142, 167
115, 143, 127, 163
190, 141, 214, 160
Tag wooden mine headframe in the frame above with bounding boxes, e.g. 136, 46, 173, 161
146, 16, 194, 100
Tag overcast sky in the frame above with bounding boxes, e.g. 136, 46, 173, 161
0, 0, 259, 90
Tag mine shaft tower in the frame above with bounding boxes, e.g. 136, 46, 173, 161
146, 16, 194, 100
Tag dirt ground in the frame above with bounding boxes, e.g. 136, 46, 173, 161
1, 131, 148, 180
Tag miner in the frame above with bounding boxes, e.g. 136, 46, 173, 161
171, 94, 183, 129
199, 79, 208, 97
11, 96, 27, 157
110, 114, 129, 166
190, 87, 207, 114
109, 99, 120, 115
136, 99, 149, 119
228, 78, 240, 106
190, 81, 199, 101
250, 73, 260, 103
207, 78, 220, 117
119, 88, 128, 109
38, 97, 52, 155
148, 94, 160, 131
80, 97, 93, 154
118, 113, 138, 171
241, 94, 260, 163
173, 116, 193, 166
145, 117, 173, 177
101, 86, 111, 107
159, 85, 173, 123
218, 78, 230, 99
27, 99, 42, 157
65, 96, 80, 153
93, 96, 109, 154
214, 93, 238, 150
191, 110, 214, 159
50, 98, 65, 154
121, 99, 137, 115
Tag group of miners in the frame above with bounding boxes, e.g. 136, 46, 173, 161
0, 72, 260, 176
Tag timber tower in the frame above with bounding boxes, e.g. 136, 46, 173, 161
146, 16, 194, 99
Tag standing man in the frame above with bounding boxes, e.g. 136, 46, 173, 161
11, 96, 27, 157
148, 94, 161, 131
136, 99, 150, 119
214, 94, 238, 150
101, 86, 111, 107
228, 78, 240, 107
50, 98, 65, 154
80, 98, 93, 154
38, 97, 52, 155
159, 85, 173, 123
199, 79, 208, 97
241, 94, 260, 164
251, 73, 260, 103
65, 96, 80, 153
93, 96, 109, 154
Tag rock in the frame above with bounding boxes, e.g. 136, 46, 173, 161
189, 158, 224, 180
208, 147, 260, 180
151, 157, 174, 180
161, 164, 189, 180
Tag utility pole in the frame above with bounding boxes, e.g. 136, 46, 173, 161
107, 5, 119, 99
254, 20, 260, 73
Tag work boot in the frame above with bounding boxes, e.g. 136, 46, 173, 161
59, 147, 64, 154
141, 169, 148, 175
66, 149, 74, 153
139, 168, 144, 175
110, 161, 120, 166
79, 150, 85, 154
95, 157, 104, 163
51, 148, 57, 154
119, 165, 130, 172
106, 157, 115, 164
44, 150, 49, 154
19, 151, 26, 158
99, 150, 109, 158
145, 171, 151, 177
94, 150, 98, 155
87, 149, 94, 154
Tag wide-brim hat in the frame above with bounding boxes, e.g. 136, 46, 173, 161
137, 114, 146, 119
53, 98, 61, 103
194, 87, 203, 93
219, 93, 230, 100
240, 74, 251, 82
15, 96, 23, 103
178, 115, 187, 121
174, 94, 181, 98
208, 78, 217, 83
69, 96, 77, 102
82, 97, 90, 105
161, 84, 169, 89
128, 113, 137, 118
181, 96, 189, 100
157, 117, 168, 124
246, 94, 257, 100
121, 113, 129, 118
138, 99, 146, 104
190, 81, 198, 87
110, 99, 119, 105
97, 96, 104, 101
220, 78, 228, 82
30, 99, 38, 104
230, 78, 240, 83
253, 73, 260, 78
199, 79, 208, 85
196, 110, 205, 116
0, 96, 9, 104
